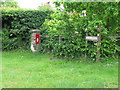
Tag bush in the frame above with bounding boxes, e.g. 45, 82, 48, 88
40, 7, 119, 60
2, 9, 53, 50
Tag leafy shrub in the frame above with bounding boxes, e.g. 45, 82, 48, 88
40, 2, 119, 60
2, 9, 53, 50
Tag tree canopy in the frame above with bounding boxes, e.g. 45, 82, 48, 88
40, 2, 119, 61
0, 0, 19, 8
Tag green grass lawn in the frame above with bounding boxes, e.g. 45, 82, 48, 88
2, 50, 119, 88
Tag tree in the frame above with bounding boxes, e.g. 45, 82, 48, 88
41, 2, 119, 61
59, 2, 119, 35
0, 0, 19, 8
38, 5, 53, 11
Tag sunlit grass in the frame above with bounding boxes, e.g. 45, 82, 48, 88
0, 51, 2, 89
2, 50, 118, 88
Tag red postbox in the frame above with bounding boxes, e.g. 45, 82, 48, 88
36, 33, 40, 44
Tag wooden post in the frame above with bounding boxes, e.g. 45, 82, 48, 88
85, 32, 88, 60
59, 36, 62, 45
96, 26, 102, 62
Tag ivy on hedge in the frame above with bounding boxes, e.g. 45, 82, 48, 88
2, 9, 53, 50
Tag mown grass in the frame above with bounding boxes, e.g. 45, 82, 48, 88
0, 51, 2, 89
2, 50, 119, 88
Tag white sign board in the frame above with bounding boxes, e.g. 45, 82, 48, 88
109, 36, 120, 39
85, 36, 98, 41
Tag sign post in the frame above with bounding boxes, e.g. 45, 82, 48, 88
85, 36, 98, 41
96, 26, 102, 62
96, 34, 101, 62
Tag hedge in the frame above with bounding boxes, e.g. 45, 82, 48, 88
2, 9, 53, 50
40, 4, 120, 61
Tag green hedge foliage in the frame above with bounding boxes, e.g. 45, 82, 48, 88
2, 9, 53, 50
40, 2, 120, 60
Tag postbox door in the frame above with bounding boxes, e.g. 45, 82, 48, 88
36, 33, 40, 44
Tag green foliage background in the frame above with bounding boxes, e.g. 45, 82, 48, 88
2, 9, 53, 50
0, 0, 19, 8
1, 2, 120, 61
40, 2, 120, 60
